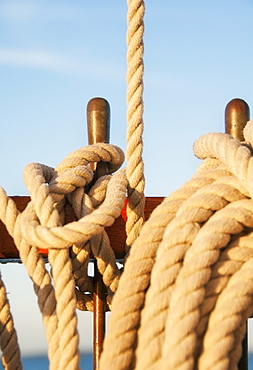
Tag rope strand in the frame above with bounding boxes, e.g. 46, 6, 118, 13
126, 0, 145, 250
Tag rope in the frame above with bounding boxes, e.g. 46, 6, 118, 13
126, 0, 145, 250
0, 275, 21, 369
99, 123, 253, 370
0, 143, 126, 369
3, 122, 253, 369
0, 1, 252, 370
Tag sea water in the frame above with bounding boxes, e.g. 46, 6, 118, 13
0, 353, 253, 369
0, 353, 93, 369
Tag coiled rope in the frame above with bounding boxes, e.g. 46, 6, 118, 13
100, 124, 253, 370
0, 0, 252, 369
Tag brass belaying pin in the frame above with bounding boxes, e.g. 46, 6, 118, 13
87, 97, 110, 370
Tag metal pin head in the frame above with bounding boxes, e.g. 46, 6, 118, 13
87, 97, 110, 145
225, 98, 250, 141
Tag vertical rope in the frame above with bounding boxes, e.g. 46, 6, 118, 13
126, 0, 146, 249
0, 275, 22, 370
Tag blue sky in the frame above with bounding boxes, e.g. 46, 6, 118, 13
1, 0, 253, 356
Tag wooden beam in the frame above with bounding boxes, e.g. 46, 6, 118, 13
0, 196, 164, 260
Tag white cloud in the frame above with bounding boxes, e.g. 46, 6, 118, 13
0, 48, 124, 81
0, 0, 86, 22
0, 48, 77, 71
1, 1, 38, 21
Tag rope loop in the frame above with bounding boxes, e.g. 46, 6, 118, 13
0, 141, 127, 369
2, 1, 253, 368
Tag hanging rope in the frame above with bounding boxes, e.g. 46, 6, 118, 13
126, 0, 145, 250
0, 1, 252, 370
0, 275, 21, 369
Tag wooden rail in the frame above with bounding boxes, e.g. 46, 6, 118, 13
0, 196, 164, 260
0, 98, 250, 369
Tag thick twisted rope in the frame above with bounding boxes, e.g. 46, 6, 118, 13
126, 0, 145, 249
23, 162, 79, 370
0, 275, 21, 370
100, 120, 253, 370
2, 1, 253, 369
0, 143, 126, 370
0, 189, 61, 369
3, 121, 253, 370
0, 2, 146, 367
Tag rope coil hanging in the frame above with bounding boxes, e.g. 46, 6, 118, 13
0, 0, 252, 369
100, 124, 253, 370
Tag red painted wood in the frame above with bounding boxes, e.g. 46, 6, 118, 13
0, 196, 164, 260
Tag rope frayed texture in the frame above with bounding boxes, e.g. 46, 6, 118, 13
99, 120, 253, 370
0, 143, 127, 370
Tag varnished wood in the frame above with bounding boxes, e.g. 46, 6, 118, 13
0, 197, 163, 260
